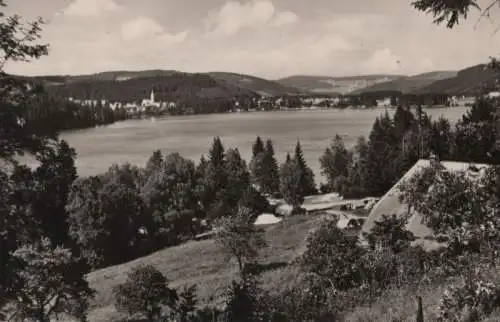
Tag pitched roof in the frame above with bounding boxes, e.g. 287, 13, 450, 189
361, 159, 490, 239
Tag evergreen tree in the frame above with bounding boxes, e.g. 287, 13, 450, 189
294, 141, 316, 195
252, 136, 265, 158
261, 139, 280, 194
208, 137, 225, 169
393, 105, 415, 139
365, 113, 400, 196
201, 137, 229, 219
225, 148, 251, 211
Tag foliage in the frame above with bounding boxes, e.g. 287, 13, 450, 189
223, 275, 268, 322
174, 285, 198, 322
250, 138, 280, 195
113, 265, 178, 321
294, 141, 317, 195
319, 134, 349, 191
301, 217, 366, 291
66, 170, 145, 268
261, 139, 280, 194
213, 206, 267, 275
437, 273, 500, 322
3, 238, 94, 322
411, 0, 480, 28
363, 214, 416, 253
279, 157, 305, 208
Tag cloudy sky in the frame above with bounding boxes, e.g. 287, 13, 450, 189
4, 0, 500, 79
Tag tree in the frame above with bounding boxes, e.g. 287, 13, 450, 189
144, 149, 164, 179
199, 137, 229, 219
453, 98, 499, 164
363, 214, 416, 253
224, 276, 267, 322
365, 113, 400, 196
261, 139, 280, 194
214, 206, 267, 276
411, 0, 481, 28
225, 148, 251, 210
67, 172, 144, 268
301, 217, 366, 291
0, 0, 52, 164
4, 238, 94, 322
393, 105, 415, 139
174, 285, 198, 322
113, 265, 178, 322
319, 135, 349, 191
32, 139, 77, 247
294, 141, 316, 195
347, 136, 370, 196
141, 153, 199, 245
429, 116, 454, 160
252, 136, 265, 158
280, 158, 305, 209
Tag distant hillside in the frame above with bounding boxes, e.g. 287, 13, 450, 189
29, 70, 181, 85
24, 70, 306, 102
353, 71, 457, 94
43, 73, 258, 103
413, 64, 500, 95
207, 72, 305, 97
276, 75, 404, 94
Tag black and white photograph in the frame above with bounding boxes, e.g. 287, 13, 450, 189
1, 0, 500, 321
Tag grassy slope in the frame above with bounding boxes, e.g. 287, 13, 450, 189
85, 215, 318, 322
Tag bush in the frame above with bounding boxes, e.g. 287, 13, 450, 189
113, 265, 178, 321
438, 276, 500, 322
300, 217, 366, 291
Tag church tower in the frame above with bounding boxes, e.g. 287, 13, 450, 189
150, 89, 155, 103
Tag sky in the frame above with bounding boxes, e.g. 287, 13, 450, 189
4, 0, 500, 79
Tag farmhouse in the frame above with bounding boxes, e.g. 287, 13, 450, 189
361, 159, 490, 242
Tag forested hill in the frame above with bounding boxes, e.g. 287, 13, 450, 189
41, 73, 258, 102
412, 64, 500, 95
19, 70, 306, 103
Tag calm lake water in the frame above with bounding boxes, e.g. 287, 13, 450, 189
59, 107, 469, 182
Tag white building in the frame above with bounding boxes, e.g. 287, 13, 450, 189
376, 97, 392, 108
141, 90, 161, 108
448, 95, 476, 107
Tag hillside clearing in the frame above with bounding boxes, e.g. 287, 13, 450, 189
85, 215, 318, 322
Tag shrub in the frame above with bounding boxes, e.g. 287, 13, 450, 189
113, 265, 178, 321
438, 277, 500, 322
301, 217, 366, 291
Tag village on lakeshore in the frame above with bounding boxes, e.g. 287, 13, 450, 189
66, 87, 500, 119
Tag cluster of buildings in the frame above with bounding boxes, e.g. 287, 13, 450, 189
68, 90, 178, 116
66, 88, 500, 118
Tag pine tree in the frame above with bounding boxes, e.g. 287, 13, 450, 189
365, 114, 399, 196
252, 136, 265, 159
225, 148, 250, 210
209, 137, 225, 169
293, 141, 316, 195
261, 139, 280, 194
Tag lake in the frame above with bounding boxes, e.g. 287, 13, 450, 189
59, 107, 469, 183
